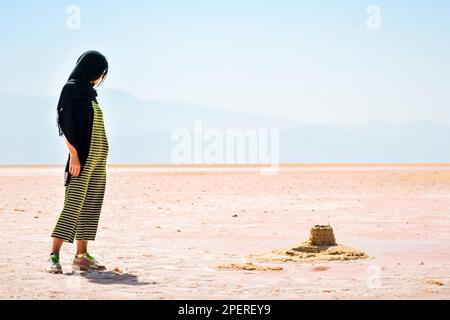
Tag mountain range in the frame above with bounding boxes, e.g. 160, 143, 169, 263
0, 89, 449, 164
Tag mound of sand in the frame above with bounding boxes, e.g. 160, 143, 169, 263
425, 279, 444, 286
251, 225, 368, 263
251, 241, 368, 263
218, 262, 283, 272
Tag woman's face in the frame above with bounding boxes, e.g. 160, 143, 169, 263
91, 73, 105, 87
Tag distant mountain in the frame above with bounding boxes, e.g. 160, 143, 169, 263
0, 89, 449, 164
280, 121, 450, 162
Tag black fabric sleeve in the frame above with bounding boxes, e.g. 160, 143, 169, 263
59, 89, 78, 149
57, 82, 96, 187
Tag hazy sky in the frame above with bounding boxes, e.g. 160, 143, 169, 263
1, 0, 449, 125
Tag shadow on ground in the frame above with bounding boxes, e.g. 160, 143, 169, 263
64, 270, 154, 286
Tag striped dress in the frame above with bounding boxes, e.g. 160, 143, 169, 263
52, 101, 109, 243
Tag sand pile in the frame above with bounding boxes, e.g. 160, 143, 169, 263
251, 225, 368, 263
218, 262, 283, 272
425, 279, 444, 286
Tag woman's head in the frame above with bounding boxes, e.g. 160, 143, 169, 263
68, 50, 108, 87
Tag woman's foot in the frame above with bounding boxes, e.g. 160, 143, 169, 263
73, 253, 106, 271
86, 253, 106, 270
46, 253, 63, 274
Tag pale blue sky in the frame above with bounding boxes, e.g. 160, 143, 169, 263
1, 0, 449, 125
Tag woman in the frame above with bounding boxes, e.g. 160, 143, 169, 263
47, 50, 109, 273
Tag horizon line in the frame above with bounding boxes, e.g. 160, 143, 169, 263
0, 163, 449, 168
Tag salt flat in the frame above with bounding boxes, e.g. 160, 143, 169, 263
0, 164, 449, 299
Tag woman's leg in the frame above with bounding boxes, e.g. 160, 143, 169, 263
51, 171, 92, 243
76, 240, 88, 255
47, 237, 64, 273
51, 237, 64, 254
75, 162, 106, 243
72, 161, 107, 270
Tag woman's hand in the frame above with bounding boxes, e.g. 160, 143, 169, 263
65, 138, 81, 177
69, 154, 81, 177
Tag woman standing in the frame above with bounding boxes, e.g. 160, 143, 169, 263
47, 50, 109, 273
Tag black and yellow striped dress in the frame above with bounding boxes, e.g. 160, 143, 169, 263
52, 101, 109, 243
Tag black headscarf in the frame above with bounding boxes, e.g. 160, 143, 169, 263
67, 50, 109, 85
57, 50, 108, 136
